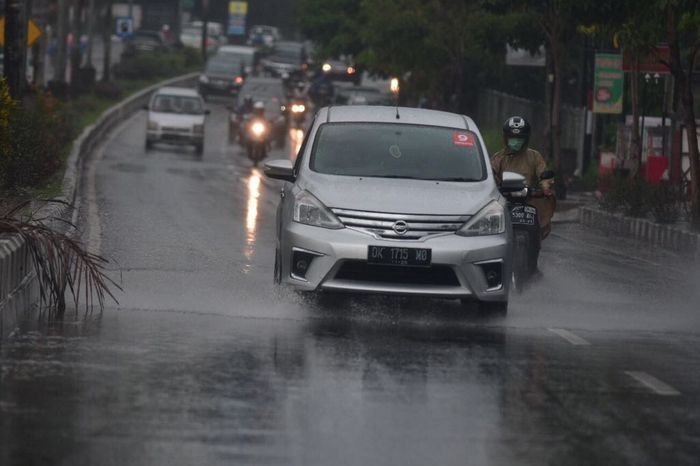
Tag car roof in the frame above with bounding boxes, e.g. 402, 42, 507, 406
218, 45, 256, 55
155, 87, 201, 97
320, 106, 474, 130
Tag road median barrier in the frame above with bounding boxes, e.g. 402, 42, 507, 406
0, 72, 198, 336
579, 206, 700, 260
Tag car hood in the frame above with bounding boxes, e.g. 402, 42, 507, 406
300, 172, 498, 216
149, 112, 204, 127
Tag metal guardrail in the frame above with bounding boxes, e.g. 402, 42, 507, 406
579, 206, 700, 260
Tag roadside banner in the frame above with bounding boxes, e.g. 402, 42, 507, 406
228, 1, 248, 36
593, 53, 624, 114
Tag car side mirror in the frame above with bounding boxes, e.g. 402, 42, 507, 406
499, 171, 527, 193
142, 104, 149, 111
204, 109, 211, 115
264, 159, 295, 182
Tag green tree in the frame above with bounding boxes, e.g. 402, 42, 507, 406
298, 0, 365, 59
659, 0, 700, 227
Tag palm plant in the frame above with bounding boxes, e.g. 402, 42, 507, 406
0, 200, 120, 318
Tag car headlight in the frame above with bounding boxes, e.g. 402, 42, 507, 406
199, 74, 209, 84
456, 200, 505, 236
193, 124, 204, 134
147, 120, 158, 130
293, 190, 344, 229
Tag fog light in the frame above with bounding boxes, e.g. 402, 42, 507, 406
291, 248, 322, 280
479, 262, 502, 290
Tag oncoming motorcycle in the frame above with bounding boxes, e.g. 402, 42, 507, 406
500, 170, 556, 292
245, 118, 270, 166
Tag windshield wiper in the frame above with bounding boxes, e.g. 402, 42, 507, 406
367, 175, 423, 180
436, 177, 481, 182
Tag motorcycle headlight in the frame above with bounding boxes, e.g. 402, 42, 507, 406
293, 190, 344, 229
456, 200, 505, 237
251, 121, 267, 136
199, 74, 209, 84
291, 104, 306, 113
147, 120, 158, 130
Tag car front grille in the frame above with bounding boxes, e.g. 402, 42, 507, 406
161, 126, 190, 133
334, 261, 461, 286
331, 208, 469, 240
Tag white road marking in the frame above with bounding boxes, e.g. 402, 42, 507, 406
625, 371, 681, 396
547, 328, 591, 346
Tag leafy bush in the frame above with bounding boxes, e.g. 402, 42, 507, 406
113, 50, 201, 80
598, 175, 653, 218
0, 81, 74, 191
621, 177, 653, 218
649, 183, 683, 224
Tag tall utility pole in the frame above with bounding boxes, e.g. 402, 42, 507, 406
3, 0, 26, 98
85, 0, 95, 67
69, 0, 85, 89
102, 0, 112, 82
55, 0, 68, 83
201, 0, 209, 61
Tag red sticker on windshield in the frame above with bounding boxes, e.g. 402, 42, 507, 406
453, 132, 475, 147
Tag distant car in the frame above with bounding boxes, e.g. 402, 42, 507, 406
334, 85, 393, 106
261, 41, 306, 77
320, 59, 359, 84
199, 46, 256, 100
189, 21, 224, 43
247, 25, 280, 47
145, 87, 209, 155
180, 26, 218, 53
123, 30, 168, 56
264, 105, 510, 314
230, 77, 288, 147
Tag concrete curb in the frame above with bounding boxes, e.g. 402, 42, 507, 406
0, 72, 199, 335
579, 206, 700, 260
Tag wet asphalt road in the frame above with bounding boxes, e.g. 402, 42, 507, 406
2, 97, 700, 465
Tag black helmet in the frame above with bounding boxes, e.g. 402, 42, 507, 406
503, 116, 531, 142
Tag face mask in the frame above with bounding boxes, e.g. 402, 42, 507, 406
507, 138, 526, 152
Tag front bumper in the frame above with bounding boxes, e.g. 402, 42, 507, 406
147, 129, 203, 145
280, 222, 511, 302
199, 81, 240, 97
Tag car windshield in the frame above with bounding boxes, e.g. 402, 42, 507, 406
206, 57, 248, 74
310, 123, 486, 181
151, 95, 204, 114
271, 48, 302, 64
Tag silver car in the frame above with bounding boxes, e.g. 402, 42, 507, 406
265, 106, 512, 313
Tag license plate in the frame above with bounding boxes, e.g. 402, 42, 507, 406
510, 205, 537, 226
367, 246, 432, 267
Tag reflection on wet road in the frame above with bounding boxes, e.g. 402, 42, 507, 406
1, 101, 699, 466
245, 169, 262, 268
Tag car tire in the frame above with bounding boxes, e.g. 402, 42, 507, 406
195, 143, 204, 156
273, 248, 282, 284
145, 139, 153, 151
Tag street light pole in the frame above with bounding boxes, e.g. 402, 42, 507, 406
3, 0, 26, 98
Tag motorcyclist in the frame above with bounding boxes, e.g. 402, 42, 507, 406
237, 95, 254, 115
491, 116, 556, 239
292, 81, 307, 100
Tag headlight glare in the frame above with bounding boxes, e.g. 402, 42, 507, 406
456, 201, 505, 236
293, 190, 343, 229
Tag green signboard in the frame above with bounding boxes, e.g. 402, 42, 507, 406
593, 53, 624, 114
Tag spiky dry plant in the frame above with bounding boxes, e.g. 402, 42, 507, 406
0, 200, 120, 318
